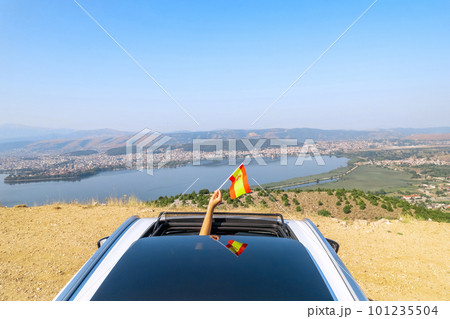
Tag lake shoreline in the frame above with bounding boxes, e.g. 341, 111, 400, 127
262, 156, 358, 189
0, 156, 349, 207
2, 160, 193, 184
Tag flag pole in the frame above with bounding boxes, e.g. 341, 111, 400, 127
217, 157, 248, 190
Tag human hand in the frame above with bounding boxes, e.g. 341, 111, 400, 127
208, 189, 222, 210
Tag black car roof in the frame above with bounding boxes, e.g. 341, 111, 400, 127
91, 235, 334, 301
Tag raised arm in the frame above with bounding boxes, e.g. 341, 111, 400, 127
199, 190, 222, 235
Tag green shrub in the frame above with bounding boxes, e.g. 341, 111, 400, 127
318, 200, 323, 206
318, 209, 331, 217
401, 207, 412, 216
260, 200, 268, 208
413, 206, 450, 223
296, 206, 302, 212
335, 189, 346, 197
358, 199, 366, 210
343, 205, 352, 214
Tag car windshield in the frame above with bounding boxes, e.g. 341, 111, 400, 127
91, 235, 334, 301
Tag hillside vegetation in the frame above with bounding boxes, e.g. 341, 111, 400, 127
151, 187, 450, 223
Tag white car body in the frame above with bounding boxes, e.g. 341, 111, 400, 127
55, 213, 367, 301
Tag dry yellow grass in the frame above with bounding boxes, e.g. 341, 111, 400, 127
0, 202, 449, 301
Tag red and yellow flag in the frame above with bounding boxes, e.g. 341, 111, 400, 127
226, 239, 248, 256
229, 164, 251, 199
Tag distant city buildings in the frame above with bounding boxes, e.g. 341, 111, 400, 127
0, 139, 448, 204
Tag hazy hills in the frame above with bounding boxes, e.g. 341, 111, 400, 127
0, 124, 131, 143
0, 124, 449, 154
0, 124, 133, 153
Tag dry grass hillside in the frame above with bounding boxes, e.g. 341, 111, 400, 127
0, 195, 449, 301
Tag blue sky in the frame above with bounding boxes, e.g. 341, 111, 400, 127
0, 0, 449, 132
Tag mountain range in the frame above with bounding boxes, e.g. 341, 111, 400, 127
0, 124, 449, 154
0, 124, 131, 142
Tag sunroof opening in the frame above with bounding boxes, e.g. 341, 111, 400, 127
143, 214, 297, 239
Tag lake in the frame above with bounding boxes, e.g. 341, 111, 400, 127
0, 156, 348, 207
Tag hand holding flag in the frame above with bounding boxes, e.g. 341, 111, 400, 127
209, 189, 223, 208
199, 162, 251, 236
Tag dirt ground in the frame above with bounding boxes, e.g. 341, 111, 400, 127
0, 203, 449, 301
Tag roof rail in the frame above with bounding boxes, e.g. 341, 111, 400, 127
157, 211, 284, 224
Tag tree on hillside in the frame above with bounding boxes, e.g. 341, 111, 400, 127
343, 205, 352, 214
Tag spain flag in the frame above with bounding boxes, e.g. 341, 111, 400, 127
229, 164, 251, 199
226, 239, 248, 256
